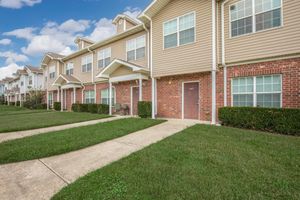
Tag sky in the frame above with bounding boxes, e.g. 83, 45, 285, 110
0, 0, 151, 79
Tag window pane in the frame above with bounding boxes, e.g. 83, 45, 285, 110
164, 33, 178, 49
179, 28, 195, 45
104, 57, 111, 67
232, 17, 252, 37
136, 47, 145, 59
257, 93, 281, 108
98, 60, 104, 68
127, 50, 135, 61
126, 40, 135, 51
233, 94, 253, 107
164, 19, 177, 35
136, 36, 145, 49
179, 13, 195, 31
256, 8, 281, 31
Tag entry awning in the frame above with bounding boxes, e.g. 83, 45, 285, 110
96, 59, 150, 82
52, 74, 82, 89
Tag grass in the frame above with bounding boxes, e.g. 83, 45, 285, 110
0, 112, 110, 133
0, 105, 27, 112
0, 118, 164, 164
52, 125, 300, 200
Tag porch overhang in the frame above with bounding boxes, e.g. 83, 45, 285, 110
96, 59, 150, 83
52, 74, 82, 88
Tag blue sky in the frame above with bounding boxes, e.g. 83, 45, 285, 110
0, 0, 151, 79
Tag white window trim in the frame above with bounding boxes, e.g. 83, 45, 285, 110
81, 55, 93, 73
84, 90, 96, 104
163, 11, 196, 50
100, 87, 116, 105
231, 74, 282, 108
229, 0, 283, 38
126, 35, 146, 61
97, 47, 111, 68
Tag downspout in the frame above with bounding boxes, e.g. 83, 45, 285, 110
81, 84, 86, 103
222, 0, 230, 107
88, 47, 96, 103
211, 0, 217, 125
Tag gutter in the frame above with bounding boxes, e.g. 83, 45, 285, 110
221, 0, 230, 107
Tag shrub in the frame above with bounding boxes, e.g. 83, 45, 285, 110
54, 102, 61, 111
16, 101, 20, 106
138, 101, 152, 118
36, 104, 47, 110
72, 104, 80, 112
88, 104, 98, 113
10, 102, 15, 106
97, 104, 109, 114
219, 107, 300, 136
79, 104, 89, 112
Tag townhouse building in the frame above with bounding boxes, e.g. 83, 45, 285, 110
0, 81, 4, 96
42, 0, 300, 124
2, 66, 43, 105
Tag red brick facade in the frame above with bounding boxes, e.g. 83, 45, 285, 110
48, 58, 300, 122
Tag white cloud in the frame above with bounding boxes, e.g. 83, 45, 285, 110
88, 18, 116, 42
59, 19, 91, 33
3, 27, 36, 40
0, 39, 11, 45
0, 63, 23, 80
123, 7, 142, 20
0, 0, 41, 9
0, 51, 29, 64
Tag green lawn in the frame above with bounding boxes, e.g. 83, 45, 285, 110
53, 125, 300, 200
0, 105, 27, 112
0, 118, 164, 164
0, 112, 110, 133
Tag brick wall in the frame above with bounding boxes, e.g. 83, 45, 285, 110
217, 58, 300, 111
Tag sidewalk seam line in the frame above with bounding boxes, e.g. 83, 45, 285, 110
38, 159, 70, 185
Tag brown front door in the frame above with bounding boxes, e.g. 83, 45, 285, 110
184, 82, 199, 120
132, 87, 139, 115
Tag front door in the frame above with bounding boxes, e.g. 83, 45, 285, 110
132, 87, 139, 115
183, 82, 199, 119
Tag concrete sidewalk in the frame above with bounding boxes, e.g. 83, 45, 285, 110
0, 119, 198, 200
0, 116, 126, 143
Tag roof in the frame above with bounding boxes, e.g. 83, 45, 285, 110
25, 65, 43, 74
139, 0, 171, 23
47, 52, 64, 59
41, 52, 65, 68
2, 77, 14, 82
96, 59, 149, 78
53, 74, 82, 86
16, 69, 28, 75
113, 14, 140, 25
74, 37, 95, 45
62, 24, 145, 61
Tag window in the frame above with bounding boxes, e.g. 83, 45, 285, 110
101, 88, 115, 106
82, 55, 92, 72
163, 12, 195, 49
49, 66, 56, 79
98, 48, 111, 68
66, 63, 74, 75
255, 0, 282, 31
232, 74, 281, 108
230, 0, 282, 37
84, 90, 95, 104
21, 81, 24, 86
126, 35, 146, 61
29, 76, 33, 85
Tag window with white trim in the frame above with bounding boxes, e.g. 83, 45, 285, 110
98, 48, 111, 68
101, 87, 115, 106
84, 90, 95, 104
126, 35, 146, 61
232, 74, 281, 108
49, 66, 56, 79
81, 55, 92, 72
163, 12, 195, 49
66, 63, 74, 75
230, 0, 282, 37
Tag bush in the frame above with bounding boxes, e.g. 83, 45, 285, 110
36, 103, 47, 110
10, 102, 15, 106
138, 101, 152, 118
79, 104, 89, 112
219, 107, 300, 136
72, 104, 80, 112
97, 104, 109, 114
16, 101, 20, 106
54, 102, 61, 111
88, 104, 98, 114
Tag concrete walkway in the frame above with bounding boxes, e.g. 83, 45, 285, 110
0, 116, 126, 143
0, 119, 198, 200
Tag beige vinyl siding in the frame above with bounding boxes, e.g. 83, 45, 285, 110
116, 20, 124, 34
126, 20, 136, 30
152, 0, 212, 78
223, 0, 300, 64
46, 60, 60, 91
94, 31, 148, 82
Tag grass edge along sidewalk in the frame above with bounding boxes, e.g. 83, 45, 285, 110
53, 124, 300, 200
0, 118, 165, 164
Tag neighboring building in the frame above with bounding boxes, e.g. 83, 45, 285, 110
1, 66, 43, 106
0, 81, 4, 96
41, 0, 300, 123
